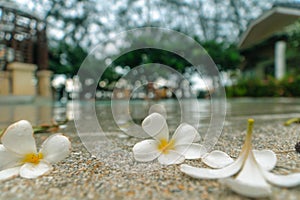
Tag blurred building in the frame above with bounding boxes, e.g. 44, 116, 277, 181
0, 1, 51, 102
239, 2, 300, 79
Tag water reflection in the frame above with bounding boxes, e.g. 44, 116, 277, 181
0, 104, 53, 127
226, 98, 300, 129
0, 101, 76, 128
1, 98, 300, 132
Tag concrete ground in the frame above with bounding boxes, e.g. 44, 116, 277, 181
0, 98, 299, 200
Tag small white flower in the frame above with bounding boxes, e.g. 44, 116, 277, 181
133, 113, 203, 165
180, 119, 300, 198
0, 120, 71, 181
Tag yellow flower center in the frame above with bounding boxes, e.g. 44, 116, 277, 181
158, 139, 175, 154
23, 153, 43, 164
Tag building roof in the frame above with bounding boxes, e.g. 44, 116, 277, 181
239, 3, 300, 50
273, 2, 300, 10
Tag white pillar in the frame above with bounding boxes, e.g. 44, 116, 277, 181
275, 41, 286, 80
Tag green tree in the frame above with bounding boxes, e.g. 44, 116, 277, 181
201, 40, 241, 71
112, 48, 190, 73
19, 0, 280, 75
286, 20, 300, 73
49, 42, 87, 76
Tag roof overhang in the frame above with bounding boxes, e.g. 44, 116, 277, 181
239, 6, 300, 50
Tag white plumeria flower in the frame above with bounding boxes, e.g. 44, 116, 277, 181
181, 119, 300, 198
133, 113, 203, 165
0, 120, 71, 181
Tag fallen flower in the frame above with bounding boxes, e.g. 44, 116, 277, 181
0, 120, 71, 181
133, 113, 203, 165
180, 119, 300, 198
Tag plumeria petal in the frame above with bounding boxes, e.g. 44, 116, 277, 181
253, 150, 277, 171
40, 134, 71, 163
172, 123, 200, 146
175, 144, 205, 159
220, 178, 271, 198
202, 150, 234, 169
20, 161, 52, 179
221, 152, 271, 198
158, 150, 185, 165
180, 151, 245, 179
0, 145, 22, 170
0, 167, 20, 181
142, 113, 169, 141
133, 139, 159, 154
263, 170, 300, 187
192, 132, 201, 142
133, 139, 161, 162
222, 152, 271, 198
1, 120, 37, 155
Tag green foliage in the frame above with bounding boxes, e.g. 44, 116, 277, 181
201, 40, 241, 71
112, 48, 191, 73
286, 20, 300, 72
111, 41, 241, 73
48, 39, 241, 83
226, 74, 300, 97
49, 42, 88, 76
281, 75, 300, 97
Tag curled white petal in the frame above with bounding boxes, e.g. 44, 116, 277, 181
20, 161, 52, 179
234, 152, 270, 190
192, 132, 201, 142
142, 113, 169, 141
133, 139, 160, 162
219, 151, 272, 198
263, 170, 300, 187
180, 154, 244, 179
0, 167, 20, 181
172, 123, 200, 146
202, 150, 234, 169
158, 150, 185, 165
253, 150, 277, 171
40, 134, 71, 164
0, 145, 22, 170
175, 144, 205, 159
220, 178, 271, 198
1, 120, 37, 155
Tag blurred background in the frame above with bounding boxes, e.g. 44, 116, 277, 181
1, 0, 300, 100
0, 0, 300, 127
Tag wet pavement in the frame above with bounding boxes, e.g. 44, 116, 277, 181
1, 97, 300, 130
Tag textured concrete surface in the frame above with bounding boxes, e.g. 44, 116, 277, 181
0, 98, 300, 200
